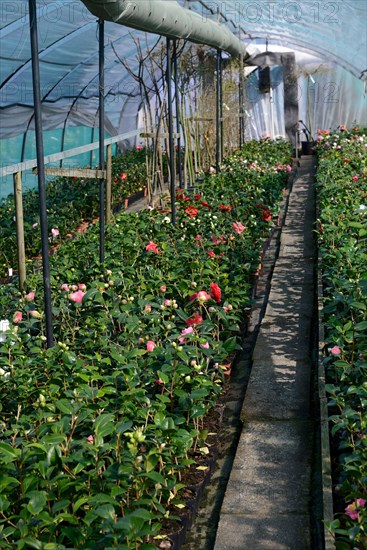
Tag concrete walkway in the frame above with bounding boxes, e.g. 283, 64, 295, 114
214, 157, 317, 550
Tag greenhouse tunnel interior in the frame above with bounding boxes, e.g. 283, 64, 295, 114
0, 0, 367, 199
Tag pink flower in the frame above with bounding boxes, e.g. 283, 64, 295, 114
345, 503, 359, 520
147, 340, 155, 352
71, 285, 78, 291
145, 304, 152, 314
159, 285, 167, 292
29, 310, 42, 319
136, 145, 143, 151
32, 222, 38, 229
61, 284, 69, 292
286, 164, 292, 173
357, 498, 367, 507
69, 290, 85, 303
78, 284, 86, 291
232, 221, 245, 234
146, 241, 161, 254
196, 290, 212, 303
200, 342, 210, 349
87, 435, 94, 444
120, 173, 128, 181
352, 175, 359, 182
330, 345, 341, 355
51, 228, 60, 238
13, 311, 22, 324
24, 291, 35, 301
207, 250, 215, 258
209, 166, 216, 174
179, 326, 194, 343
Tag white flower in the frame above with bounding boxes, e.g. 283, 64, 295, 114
163, 216, 170, 223
359, 205, 366, 211
0, 319, 10, 342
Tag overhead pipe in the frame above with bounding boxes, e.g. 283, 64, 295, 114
81, 0, 246, 58
28, 0, 54, 348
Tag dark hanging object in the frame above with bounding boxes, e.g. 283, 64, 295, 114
259, 66, 271, 94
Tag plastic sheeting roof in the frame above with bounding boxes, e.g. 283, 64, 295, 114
0, 0, 366, 143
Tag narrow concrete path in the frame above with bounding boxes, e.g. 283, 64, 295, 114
214, 157, 317, 550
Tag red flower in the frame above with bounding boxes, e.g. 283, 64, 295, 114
210, 282, 221, 303
261, 209, 272, 222
200, 201, 211, 210
185, 206, 199, 218
219, 204, 231, 212
186, 312, 203, 326
194, 193, 201, 200
176, 188, 190, 201
207, 250, 215, 258
120, 173, 128, 181
146, 241, 161, 253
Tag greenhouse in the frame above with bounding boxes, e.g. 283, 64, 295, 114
0, 0, 366, 548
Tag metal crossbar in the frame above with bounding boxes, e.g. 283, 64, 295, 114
0, 128, 144, 178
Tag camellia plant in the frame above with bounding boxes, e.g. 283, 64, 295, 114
315, 126, 367, 550
0, 138, 292, 548
0, 146, 152, 280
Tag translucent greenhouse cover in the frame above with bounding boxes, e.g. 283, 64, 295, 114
0, 0, 366, 198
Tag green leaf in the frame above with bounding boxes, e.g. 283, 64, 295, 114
354, 320, 367, 331
94, 504, 116, 520
55, 399, 75, 415
0, 442, 21, 463
27, 491, 47, 515
94, 413, 115, 439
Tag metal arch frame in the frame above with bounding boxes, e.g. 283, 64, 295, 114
0, 22, 97, 91
0, 0, 79, 38
19, 35, 151, 163
245, 33, 362, 79
187, 0, 364, 78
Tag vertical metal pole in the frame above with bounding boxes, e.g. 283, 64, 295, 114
106, 143, 112, 224
219, 52, 223, 162
28, 0, 53, 348
13, 172, 26, 291
98, 19, 105, 264
216, 49, 221, 173
239, 53, 244, 149
166, 38, 176, 224
173, 40, 183, 188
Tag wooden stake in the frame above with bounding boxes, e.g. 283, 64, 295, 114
106, 144, 112, 224
13, 172, 26, 290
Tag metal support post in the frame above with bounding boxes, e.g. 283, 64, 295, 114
219, 52, 224, 162
239, 53, 244, 149
13, 172, 26, 290
98, 19, 105, 263
28, 0, 53, 348
166, 38, 176, 224
216, 49, 221, 173
173, 40, 183, 188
